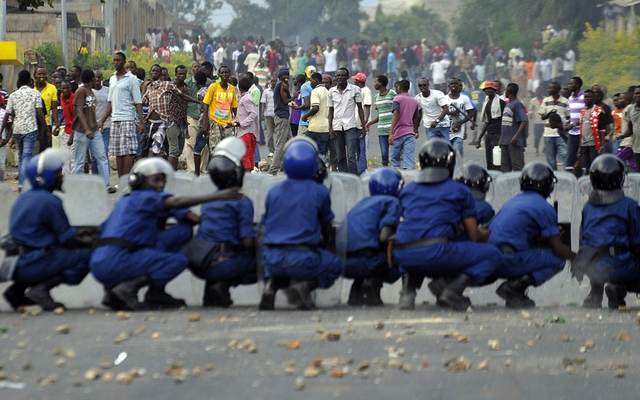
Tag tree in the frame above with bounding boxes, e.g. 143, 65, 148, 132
224, 0, 365, 43
16, 0, 104, 12
155, 0, 223, 33
453, 0, 602, 51
361, 4, 448, 46
576, 23, 640, 94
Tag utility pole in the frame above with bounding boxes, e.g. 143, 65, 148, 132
61, 0, 68, 68
272, 18, 275, 40
105, 0, 114, 53
0, 0, 6, 41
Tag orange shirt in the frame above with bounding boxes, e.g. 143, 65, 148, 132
613, 107, 624, 134
526, 61, 534, 80
370, 45, 378, 60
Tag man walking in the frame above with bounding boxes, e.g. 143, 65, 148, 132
475, 81, 506, 170
0, 70, 47, 191
185, 60, 211, 174
100, 52, 144, 178
328, 68, 366, 175
202, 66, 237, 154
499, 83, 528, 172
415, 78, 449, 140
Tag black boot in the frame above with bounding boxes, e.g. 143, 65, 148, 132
361, 277, 384, 306
3, 283, 36, 311
101, 289, 131, 311
399, 274, 422, 310
259, 278, 282, 310
203, 280, 233, 308
582, 281, 604, 308
496, 274, 536, 309
288, 279, 319, 310
605, 283, 627, 309
427, 277, 449, 300
439, 274, 474, 311
25, 275, 65, 311
145, 285, 187, 309
347, 279, 364, 306
110, 275, 151, 311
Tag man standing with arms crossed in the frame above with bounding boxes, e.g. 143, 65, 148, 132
100, 52, 144, 178
267, 67, 294, 176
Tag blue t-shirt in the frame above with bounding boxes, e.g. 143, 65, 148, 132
10, 190, 76, 248
488, 191, 559, 251
475, 199, 495, 225
262, 180, 333, 246
395, 179, 476, 243
206, 45, 214, 65
387, 52, 397, 74
581, 197, 640, 248
197, 196, 255, 246
99, 190, 190, 247
499, 100, 528, 146
342, 195, 401, 252
299, 82, 312, 127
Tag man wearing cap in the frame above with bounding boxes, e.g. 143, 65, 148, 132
328, 67, 366, 175
267, 67, 295, 175
351, 72, 372, 174
415, 78, 449, 141
475, 80, 506, 170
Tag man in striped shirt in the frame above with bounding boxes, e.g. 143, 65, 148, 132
563, 76, 584, 172
366, 75, 396, 166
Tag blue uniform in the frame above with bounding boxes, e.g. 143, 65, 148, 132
393, 179, 501, 283
10, 190, 90, 285
192, 196, 257, 284
341, 195, 401, 282
475, 199, 495, 225
90, 190, 192, 288
579, 197, 640, 283
262, 180, 342, 289
488, 191, 565, 285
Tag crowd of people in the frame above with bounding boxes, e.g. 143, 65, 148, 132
2, 30, 640, 315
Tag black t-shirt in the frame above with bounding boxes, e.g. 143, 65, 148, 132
485, 97, 506, 135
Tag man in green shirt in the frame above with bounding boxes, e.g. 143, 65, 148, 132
297, 49, 308, 76
365, 75, 396, 166
185, 60, 212, 174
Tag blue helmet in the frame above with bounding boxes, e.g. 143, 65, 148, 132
283, 137, 318, 180
25, 149, 68, 190
369, 167, 404, 196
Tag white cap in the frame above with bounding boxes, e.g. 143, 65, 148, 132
212, 137, 246, 168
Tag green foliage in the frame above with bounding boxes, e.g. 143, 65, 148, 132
361, 4, 448, 46
543, 37, 570, 58
576, 23, 640, 94
94, 51, 195, 80
453, 0, 602, 50
34, 43, 63, 76
224, 0, 365, 43
155, 0, 222, 33
16, 0, 104, 12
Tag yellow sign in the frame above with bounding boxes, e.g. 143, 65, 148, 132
0, 42, 25, 65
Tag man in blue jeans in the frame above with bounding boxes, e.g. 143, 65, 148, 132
91, 70, 113, 188
71, 69, 111, 191
0, 70, 47, 191
328, 67, 366, 175
415, 78, 450, 141
389, 80, 420, 169
302, 72, 330, 162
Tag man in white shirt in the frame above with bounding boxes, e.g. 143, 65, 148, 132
563, 45, 576, 86
323, 43, 338, 77
430, 57, 447, 91
445, 77, 475, 157
328, 67, 366, 174
351, 72, 372, 174
415, 77, 450, 140
260, 76, 277, 155
539, 53, 553, 92
214, 43, 227, 72
232, 44, 243, 75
